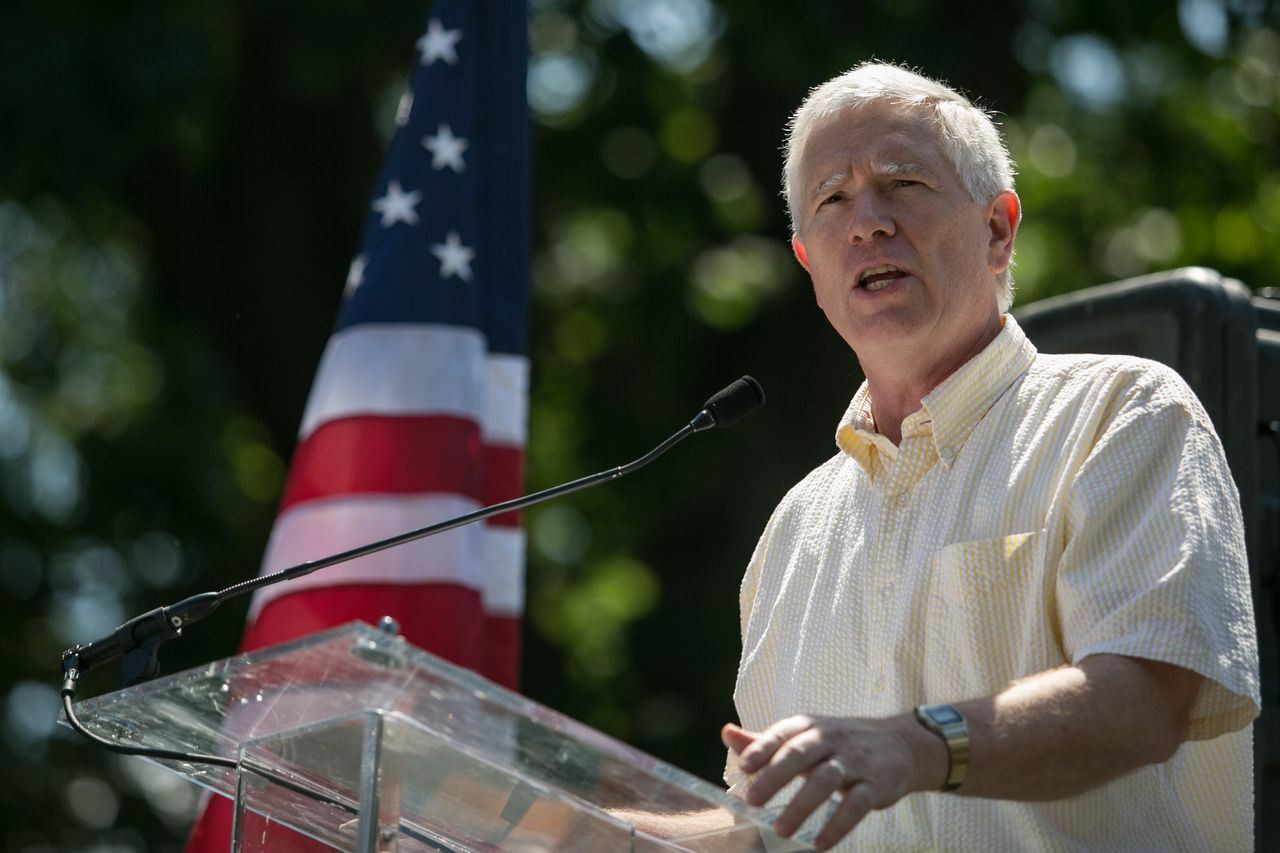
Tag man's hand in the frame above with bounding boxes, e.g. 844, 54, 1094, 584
721, 713, 946, 850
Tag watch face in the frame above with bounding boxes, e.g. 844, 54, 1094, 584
927, 705, 963, 725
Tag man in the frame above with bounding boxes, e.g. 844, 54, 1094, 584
721, 63, 1260, 851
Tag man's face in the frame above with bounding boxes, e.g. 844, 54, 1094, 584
791, 102, 1017, 364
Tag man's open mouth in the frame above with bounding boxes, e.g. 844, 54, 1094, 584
859, 264, 907, 292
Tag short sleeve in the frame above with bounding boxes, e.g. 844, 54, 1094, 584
1057, 366, 1260, 740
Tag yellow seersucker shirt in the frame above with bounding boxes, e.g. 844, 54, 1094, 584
728, 316, 1260, 851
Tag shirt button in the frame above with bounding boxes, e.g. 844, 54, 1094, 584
939, 446, 956, 461
895, 493, 908, 506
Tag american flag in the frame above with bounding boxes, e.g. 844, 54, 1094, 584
185, 1, 528, 849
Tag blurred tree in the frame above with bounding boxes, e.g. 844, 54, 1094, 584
0, 197, 278, 850
0, 0, 1276, 850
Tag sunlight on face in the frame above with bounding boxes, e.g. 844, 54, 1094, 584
793, 102, 1015, 379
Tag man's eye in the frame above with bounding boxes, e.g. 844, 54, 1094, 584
820, 193, 844, 206
893, 179, 919, 188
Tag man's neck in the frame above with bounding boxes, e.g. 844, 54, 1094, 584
859, 315, 1002, 445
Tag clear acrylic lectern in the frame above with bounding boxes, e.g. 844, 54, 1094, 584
69, 621, 818, 852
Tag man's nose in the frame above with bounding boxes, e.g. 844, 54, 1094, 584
847, 192, 894, 243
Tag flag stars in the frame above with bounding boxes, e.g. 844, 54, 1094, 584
417, 19, 462, 65
422, 124, 468, 173
371, 180, 421, 227
344, 255, 367, 296
432, 231, 476, 282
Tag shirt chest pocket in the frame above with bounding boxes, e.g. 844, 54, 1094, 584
922, 530, 1064, 697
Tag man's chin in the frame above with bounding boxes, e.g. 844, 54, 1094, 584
840, 309, 930, 349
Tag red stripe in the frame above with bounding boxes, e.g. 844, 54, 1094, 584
183, 799, 239, 853
281, 415, 481, 508
279, 415, 524, 527
483, 444, 524, 527
241, 584, 520, 687
242, 584, 476, 665
483, 614, 522, 689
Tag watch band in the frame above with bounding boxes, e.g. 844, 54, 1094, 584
914, 703, 969, 792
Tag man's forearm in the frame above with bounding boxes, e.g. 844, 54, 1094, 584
930, 654, 1201, 800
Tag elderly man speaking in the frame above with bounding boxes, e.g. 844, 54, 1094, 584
721, 63, 1260, 850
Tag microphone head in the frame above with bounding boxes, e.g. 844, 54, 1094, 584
698, 376, 765, 429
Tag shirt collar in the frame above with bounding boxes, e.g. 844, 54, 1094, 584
835, 315, 1037, 475
835, 385, 885, 475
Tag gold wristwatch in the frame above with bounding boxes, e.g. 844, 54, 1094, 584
914, 703, 969, 792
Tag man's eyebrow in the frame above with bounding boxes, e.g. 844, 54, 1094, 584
876, 160, 938, 180
809, 161, 939, 198
811, 171, 848, 198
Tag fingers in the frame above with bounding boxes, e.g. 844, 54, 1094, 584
721, 723, 756, 754
745, 725, 828, 807
771, 756, 851, 838
813, 782, 876, 851
727, 715, 913, 850
738, 715, 812, 774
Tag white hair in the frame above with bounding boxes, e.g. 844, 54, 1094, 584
783, 62, 1019, 311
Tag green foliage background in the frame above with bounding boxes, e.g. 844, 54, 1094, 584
0, 0, 1276, 849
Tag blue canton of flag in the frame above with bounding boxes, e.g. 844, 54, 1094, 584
342, 2, 529, 357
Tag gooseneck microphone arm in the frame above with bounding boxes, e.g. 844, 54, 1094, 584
60, 375, 765, 707
214, 401, 707, 605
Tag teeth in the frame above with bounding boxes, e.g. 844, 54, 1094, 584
864, 278, 893, 292
859, 264, 900, 283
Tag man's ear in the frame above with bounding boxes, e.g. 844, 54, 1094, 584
988, 190, 1021, 273
791, 236, 810, 271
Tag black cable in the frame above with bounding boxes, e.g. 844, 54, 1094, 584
60, 659, 237, 768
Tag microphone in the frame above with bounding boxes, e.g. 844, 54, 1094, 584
61, 376, 766, 687
691, 375, 766, 431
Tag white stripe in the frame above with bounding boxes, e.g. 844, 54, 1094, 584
248, 494, 503, 620
485, 354, 529, 446
483, 527, 525, 615
298, 324, 528, 445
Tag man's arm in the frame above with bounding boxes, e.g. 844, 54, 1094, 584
723, 653, 1203, 851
